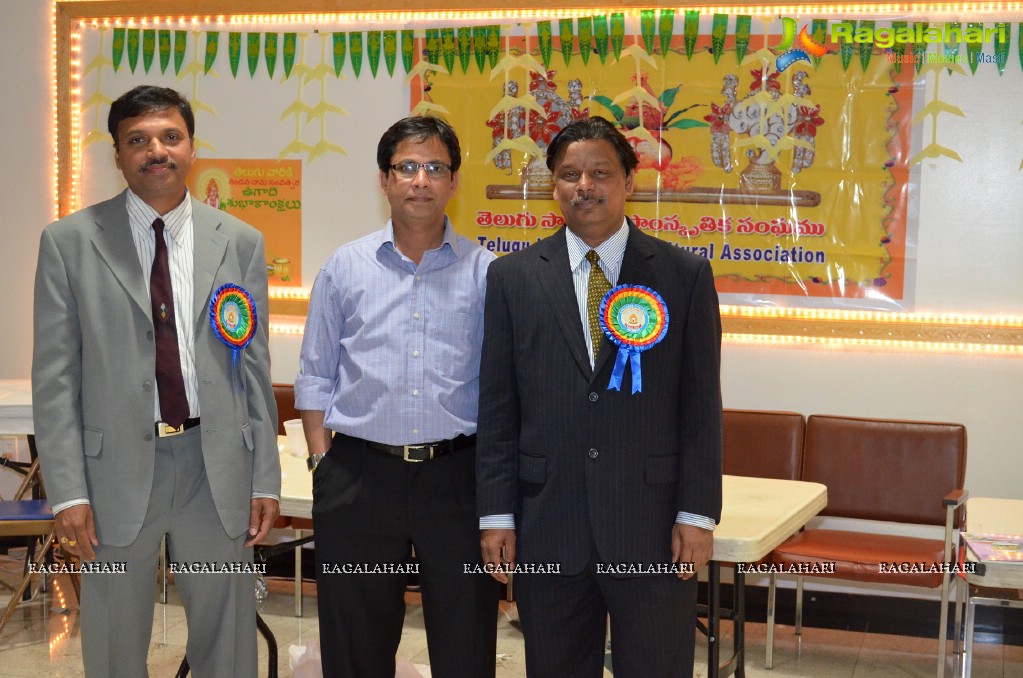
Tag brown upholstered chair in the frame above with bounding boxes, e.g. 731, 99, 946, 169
723, 409, 805, 481
273, 383, 301, 436
763, 415, 967, 675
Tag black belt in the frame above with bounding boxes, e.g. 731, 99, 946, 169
366, 434, 475, 462
155, 418, 201, 438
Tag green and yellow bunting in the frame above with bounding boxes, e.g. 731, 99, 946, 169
610, 13, 625, 61
810, 19, 828, 69
158, 30, 171, 74
173, 31, 186, 75
640, 10, 655, 55
658, 10, 674, 57
142, 29, 155, 73
578, 17, 592, 65
486, 26, 500, 68
440, 28, 455, 75
734, 15, 751, 65
265, 33, 278, 79
228, 32, 241, 78
711, 14, 728, 64
350, 32, 364, 78
332, 33, 346, 77
857, 20, 874, 72
593, 15, 609, 64
473, 27, 487, 74
282, 33, 297, 79
538, 21, 553, 69
683, 11, 699, 60
993, 22, 1009, 75
403, 30, 416, 75
840, 22, 855, 71
888, 21, 908, 73
247, 33, 260, 78
967, 23, 983, 74
456, 28, 471, 74
112, 28, 125, 72
560, 19, 574, 65
384, 31, 399, 77
425, 29, 440, 65
127, 29, 140, 73
367, 31, 381, 78
944, 22, 961, 75
913, 23, 928, 73
203, 32, 218, 74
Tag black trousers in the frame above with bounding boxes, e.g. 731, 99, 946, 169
312, 433, 499, 678
515, 548, 697, 678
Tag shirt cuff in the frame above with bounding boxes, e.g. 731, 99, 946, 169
251, 493, 280, 502
51, 498, 91, 515
479, 513, 515, 530
676, 512, 716, 531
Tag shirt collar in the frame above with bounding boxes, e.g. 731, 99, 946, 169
126, 189, 193, 245
565, 218, 629, 272
379, 216, 458, 259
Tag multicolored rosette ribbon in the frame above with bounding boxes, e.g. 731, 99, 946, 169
599, 285, 669, 394
209, 283, 257, 391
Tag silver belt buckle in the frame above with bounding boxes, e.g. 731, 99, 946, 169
156, 422, 185, 438
403, 444, 432, 462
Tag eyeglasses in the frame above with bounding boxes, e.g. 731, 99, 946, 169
389, 162, 453, 179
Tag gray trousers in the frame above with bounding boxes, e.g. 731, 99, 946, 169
80, 426, 257, 678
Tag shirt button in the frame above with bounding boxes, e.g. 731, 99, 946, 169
588, 392, 598, 402
413, 428, 419, 435
413, 312, 421, 320
588, 448, 599, 459
413, 350, 420, 358
413, 389, 420, 396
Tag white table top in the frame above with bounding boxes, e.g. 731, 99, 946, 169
0, 378, 33, 435
279, 443, 828, 562
963, 497, 1023, 589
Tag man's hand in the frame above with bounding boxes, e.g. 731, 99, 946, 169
480, 528, 516, 584
671, 523, 713, 580
55, 504, 99, 562
245, 497, 280, 547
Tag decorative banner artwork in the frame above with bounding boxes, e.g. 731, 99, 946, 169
188, 159, 303, 287
74, 12, 1023, 313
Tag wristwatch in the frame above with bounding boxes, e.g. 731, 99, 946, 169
306, 453, 325, 472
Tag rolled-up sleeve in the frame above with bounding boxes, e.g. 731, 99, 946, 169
295, 266, 343, 411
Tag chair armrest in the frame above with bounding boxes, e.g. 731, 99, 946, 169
943, 488, 968, 508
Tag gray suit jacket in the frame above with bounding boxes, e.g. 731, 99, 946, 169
32, 191, 280, 547
477, 224, 722, 575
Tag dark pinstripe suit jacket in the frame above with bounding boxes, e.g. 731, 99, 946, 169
477, 223, 723, 576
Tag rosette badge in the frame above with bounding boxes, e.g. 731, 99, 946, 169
599, 285, 669, 394
210, 284, 257, 390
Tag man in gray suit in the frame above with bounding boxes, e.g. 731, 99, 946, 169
32, 86, 280, 677
477, 116, 722, 677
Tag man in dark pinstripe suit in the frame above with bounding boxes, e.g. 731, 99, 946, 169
476, 117, 723, 678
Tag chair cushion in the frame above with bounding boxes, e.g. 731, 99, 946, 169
0, 499, 53, 521
766, 529, 948, 588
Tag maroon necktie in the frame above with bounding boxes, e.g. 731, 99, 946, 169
150, 218, 189, 428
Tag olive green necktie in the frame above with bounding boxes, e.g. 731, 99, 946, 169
585, 250, 611, 361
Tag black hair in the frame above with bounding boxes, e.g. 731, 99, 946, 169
545, 116, 639, 175
376, 116, 462, 173
108, 86, 194, 143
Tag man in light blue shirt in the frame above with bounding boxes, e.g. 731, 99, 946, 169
295, 116, 498, 678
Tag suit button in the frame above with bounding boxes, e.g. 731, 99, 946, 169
144, 433, 153, 442
588, 448, 599, 459
588, 392, 598, 402
143, 381, 153, 392
146, 330, 154, 340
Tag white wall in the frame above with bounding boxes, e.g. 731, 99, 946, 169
3, 1, 1021, 515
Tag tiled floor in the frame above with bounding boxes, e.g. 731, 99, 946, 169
0, 572, 1020, 677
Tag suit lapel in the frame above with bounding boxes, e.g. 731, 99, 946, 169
91, 192, 153, 323
536, 229, 592, 379
190, 199, 230, 330
591, 222, 658, 381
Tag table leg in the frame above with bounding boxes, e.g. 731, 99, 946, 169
294, 528, 303, 617
734, 567, 746, 678
707, 562, 720, 678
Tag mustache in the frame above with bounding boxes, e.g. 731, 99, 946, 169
142, 157, 177, 170
569, 193, 606, 207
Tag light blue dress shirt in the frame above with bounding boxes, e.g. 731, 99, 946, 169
295, 219, 495, 445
